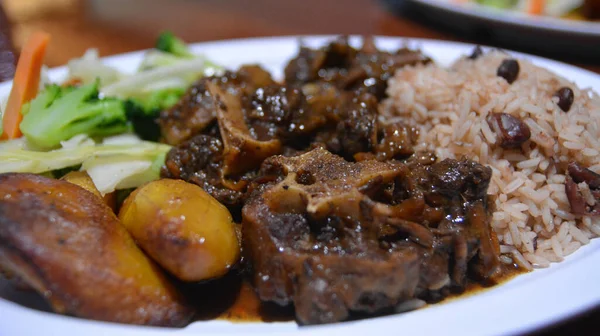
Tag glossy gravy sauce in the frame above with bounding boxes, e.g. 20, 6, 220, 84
0, 262, 524, 323
188, 263, 525, 323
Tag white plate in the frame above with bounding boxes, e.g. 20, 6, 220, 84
407, 0, 600, 37
399, 0, 600, 60
1, 36, 599, 336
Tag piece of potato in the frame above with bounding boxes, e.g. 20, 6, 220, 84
119, 179, 240, 282
0, 173, 194, 326
61, 171, 116, 210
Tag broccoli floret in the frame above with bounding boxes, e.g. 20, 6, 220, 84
20, 81, 129, 149
125, 87, 185, 141
130, 87, 185, 111
155, 31, 194, 58
21, 85, 61, 116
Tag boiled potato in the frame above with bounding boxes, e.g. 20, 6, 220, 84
0, 173, 193, 326
119, 179, 240, 282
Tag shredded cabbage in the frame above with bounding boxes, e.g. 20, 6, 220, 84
0, 134, 170, 194
67, 49, 123, 86
101, 57, 222, 98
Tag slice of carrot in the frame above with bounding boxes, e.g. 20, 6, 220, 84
1, 31, 50, 140
529, 0, 545, 15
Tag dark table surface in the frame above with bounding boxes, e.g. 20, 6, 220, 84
0, 0, 598, 334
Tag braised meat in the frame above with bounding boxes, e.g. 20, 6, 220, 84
162, 71, 391, 207
159, 37, 503, 325
162, 134, 247, 207
161, 69, 282, 206
242, 148, 499, 324
158, 65, 275, 146
161, 38, 431, 207
284, 36, 431, 100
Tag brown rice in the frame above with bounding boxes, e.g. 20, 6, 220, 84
382, 50, 600, 270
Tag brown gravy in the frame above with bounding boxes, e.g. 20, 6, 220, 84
0, 262, 525, 324
186, 263, 525, 323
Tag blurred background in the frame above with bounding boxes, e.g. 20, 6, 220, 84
0, 0, 598, 70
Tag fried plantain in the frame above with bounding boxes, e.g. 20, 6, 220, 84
0, 173, 194, 326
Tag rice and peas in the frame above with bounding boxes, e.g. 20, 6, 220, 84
382, 50, 600, 269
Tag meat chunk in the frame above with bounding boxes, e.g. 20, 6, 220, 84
242, 148, 498, 324
243, 149, 420, 324
161, 68, 282, 207
158, 65, 275, 145
284, 36, 430, 100
162, 75, 382, 207
161, 134, 246, 207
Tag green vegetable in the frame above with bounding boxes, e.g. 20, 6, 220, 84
125, 87, 185, 141
102, 57, 221, 98
0, 139, 170, 174
129, 87, 185, 112
20, 81, 129, 149
155, 31, 194, 58
0, 137, 171, 194
105, 31, 222, 98
21, 84, 61, 116
138, 50, 188, 71
475, 0, 518, 9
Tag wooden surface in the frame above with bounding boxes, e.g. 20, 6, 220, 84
0, 0, 598, 335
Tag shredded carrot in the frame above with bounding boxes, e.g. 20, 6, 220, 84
1, 31, 51, 140
529, 0, 545, 15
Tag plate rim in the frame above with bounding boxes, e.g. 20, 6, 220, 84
406, 0, 600, 37
1, 35, 599, 336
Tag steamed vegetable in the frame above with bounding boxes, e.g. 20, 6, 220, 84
0, 31, 218, 194
138, 50, 187, 71
119, 179, 241, 282
19, 80, 184, 146
101, 57, 219, 98
125, 87, 185, 141
20, 81, 129, 149
1, 31, 50, 140
0, 134, 170, 194
102, 31, 222, 98
155, 31, 194, 58
67, 48, 122, 86
475, 0, 518, 9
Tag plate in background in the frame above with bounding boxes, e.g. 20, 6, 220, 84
392, 0, 600, 61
